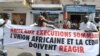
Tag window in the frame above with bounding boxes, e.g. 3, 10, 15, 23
48, 14, 59, 21
12, 13, 26, 25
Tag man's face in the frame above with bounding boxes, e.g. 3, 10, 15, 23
83, 18, 88, 23
38, 16, 45, 22
37, 16, 47, 26
95, 18, 99, 23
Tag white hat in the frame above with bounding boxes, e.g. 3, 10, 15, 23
85, 15, 89, 18
0, 19, 5, 25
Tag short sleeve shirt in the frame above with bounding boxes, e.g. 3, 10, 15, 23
79, 21, 98, 31
0, 19, 5, 39
95, 22, 100, 27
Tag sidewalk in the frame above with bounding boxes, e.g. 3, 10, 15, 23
6, 47, 35, 56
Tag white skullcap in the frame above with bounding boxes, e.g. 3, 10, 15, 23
85, 15, 89, 18
0, 19, 5, 25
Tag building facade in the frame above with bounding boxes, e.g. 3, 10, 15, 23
61, 0, 100, 22
0, 0, 100, 25
31, 0, 100, 26
31, 0, 63, 26
0, 0, 32, 25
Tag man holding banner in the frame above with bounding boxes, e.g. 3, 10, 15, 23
31, 15, 56, 56
2, 13, 99, 56
0, 19, 7, 56
79, 16, 98, 32
3, 18, 99, 56
94, 17, 100, 56
79, 15, 99, 56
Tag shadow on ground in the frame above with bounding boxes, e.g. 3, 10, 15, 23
17, 52, 34, 56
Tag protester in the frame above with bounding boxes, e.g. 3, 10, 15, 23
41, 12, 58, 25
55, 20, 63, 28
70, 23, 78, 29
30, 15, 56, 56
2, 13, 11, 27
0, 19, 7, 56
79, 16, 98, 32
94, 17, 100, 31
31, 15, 56, 29
94, 17, 100, 56
41, 12, 49, 20
63, 19, 71, 29
19, 19, 25, 25
70, 19, 79, 29
0, 19, 6, 39
0, 14, 11, 56
79, 16, 99, 56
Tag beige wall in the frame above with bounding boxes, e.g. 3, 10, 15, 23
94, 0, 100, 8
61, 0, 100, 9
34, 0, 51, 4
0, 0, 23, 2
33, 0, 73, 4
61, 0, 95, 5
61, 0, 73, 5
32, 0, 100, 7
33, 0, 61, 4
3, 0, 100, 8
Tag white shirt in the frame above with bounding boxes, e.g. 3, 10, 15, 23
5, 20, 11, 27
94, 22, 100, 27
0, 19, 5, 39
30, 23, 37, 26
79, 21, 98, 31
0, 19, 11, 39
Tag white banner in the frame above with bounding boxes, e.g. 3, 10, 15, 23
4, 25, 99, 56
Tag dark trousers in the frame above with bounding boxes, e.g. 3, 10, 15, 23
36, 52, 49, 56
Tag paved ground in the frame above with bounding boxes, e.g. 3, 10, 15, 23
6, 48, 35, 56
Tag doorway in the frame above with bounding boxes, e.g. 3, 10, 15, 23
70, 15, 81, 29
70, 15, 81, 23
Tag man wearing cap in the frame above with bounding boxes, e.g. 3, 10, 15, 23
30, 15, 56, 56
30, 15, 56, 29
79, 16, 98, 32
94, 17, 100, 31
94, 17, 100, 56
79, 16, 99, 56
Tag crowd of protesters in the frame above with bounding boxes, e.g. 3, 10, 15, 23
0, 13, 11, 56
30, 12, 100, 56
0, 13, 100, 56
38, 13, 100, 32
